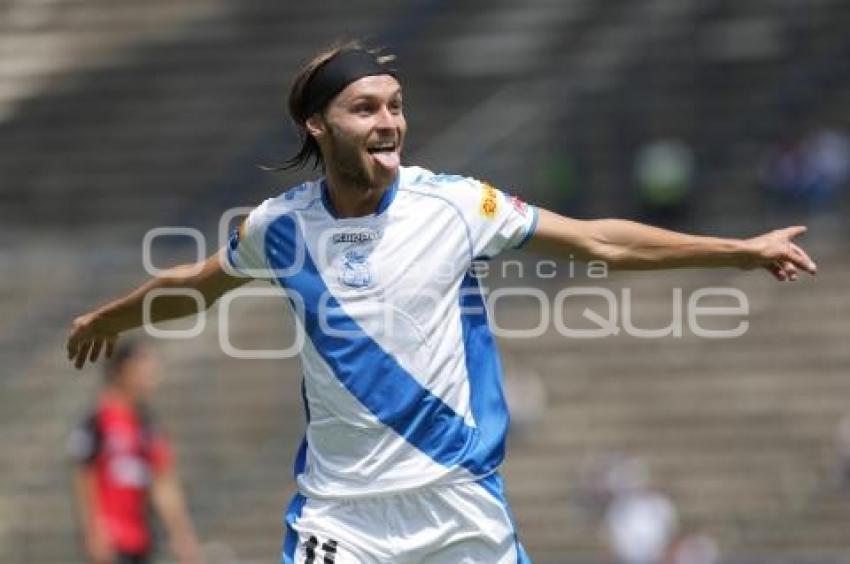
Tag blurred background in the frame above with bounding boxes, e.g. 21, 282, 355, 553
1, 0, 849, 562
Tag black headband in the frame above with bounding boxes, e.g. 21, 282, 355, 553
301, 50, 397, 119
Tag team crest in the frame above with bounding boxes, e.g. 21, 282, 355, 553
339, 249, 372, 288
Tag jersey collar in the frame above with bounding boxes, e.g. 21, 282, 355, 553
320, 172, 400, 219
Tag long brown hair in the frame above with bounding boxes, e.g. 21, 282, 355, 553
283, 38, 395, 171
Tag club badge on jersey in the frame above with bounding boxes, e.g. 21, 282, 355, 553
339, 249, 372, 288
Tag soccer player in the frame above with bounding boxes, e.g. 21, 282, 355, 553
66, 40, 817, 563
69, 341, 199, 564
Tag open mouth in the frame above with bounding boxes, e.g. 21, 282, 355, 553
366, 144, 397, 154
366, 143, 400, 169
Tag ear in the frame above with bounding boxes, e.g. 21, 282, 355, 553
305, 114, 326, 140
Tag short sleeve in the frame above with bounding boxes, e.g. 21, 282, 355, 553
225, 200, 271, 278
448, 176, 538, 259
67, 415, 100, 465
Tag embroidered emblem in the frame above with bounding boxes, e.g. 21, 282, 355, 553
480, 183, 499, 219
339, 249, 372, 288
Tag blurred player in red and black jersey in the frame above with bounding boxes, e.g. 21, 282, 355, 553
68, 341, 200, 564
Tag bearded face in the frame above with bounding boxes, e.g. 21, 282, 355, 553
308, 74, 406, 190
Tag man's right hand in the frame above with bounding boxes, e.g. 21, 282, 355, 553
66, 250, 249, 370
67, 312, 118, 370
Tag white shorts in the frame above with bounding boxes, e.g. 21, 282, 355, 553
281, 473, 530, 563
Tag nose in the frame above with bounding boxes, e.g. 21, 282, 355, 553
375, 105, 395, 129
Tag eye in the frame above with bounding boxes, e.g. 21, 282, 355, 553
352, 103, 373, 115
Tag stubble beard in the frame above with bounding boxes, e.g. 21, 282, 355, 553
326, 125, 374, 191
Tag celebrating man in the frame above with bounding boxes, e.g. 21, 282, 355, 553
67, 40, 817, 563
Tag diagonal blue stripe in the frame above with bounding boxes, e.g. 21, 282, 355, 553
460, 272, 509, 471
264, 213, 505, 476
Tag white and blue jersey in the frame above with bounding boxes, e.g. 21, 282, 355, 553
226, 165, 537, 563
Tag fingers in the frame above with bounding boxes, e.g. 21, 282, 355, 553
783, 225, 808, 239
780, 260, 798, 281
767, 261, 790, 281
70, 336, 117, 369
67, 335, 78, 360
67, 320, 85, 360
66, 313, 119, 370
768, 258, 804, 281
766, 263, 785, 281
89, 339, 104, 363
772, 226, 817, 275
75, 342, 92, 370
67, 318, 89, 362
105, 336, 117, 359
788, 242, 817, 275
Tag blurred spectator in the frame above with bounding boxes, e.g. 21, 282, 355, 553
68, 341, 199, 564
759, 126, 849, 213
577, 452, 639, 519
759, 133, 808, 203
804, 127, 850, 198
633, 138, 695, 227
603, 457, 679, 564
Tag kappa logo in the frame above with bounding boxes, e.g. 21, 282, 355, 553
480, 182, 499, 219
332, 231, 379, 244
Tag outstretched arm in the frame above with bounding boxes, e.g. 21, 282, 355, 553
67, 249, 248, 370
526, 209, 817, 278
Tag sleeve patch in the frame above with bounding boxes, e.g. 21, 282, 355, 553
508, 194, 529, 217
480, 182, 500, 219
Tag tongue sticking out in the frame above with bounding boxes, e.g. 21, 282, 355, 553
371, 150, 400, 170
